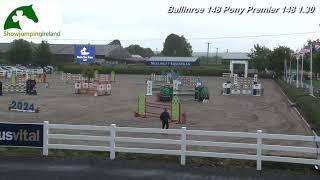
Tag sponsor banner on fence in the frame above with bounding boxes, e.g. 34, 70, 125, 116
148, 61, 192, 67
0, 123, 43, 147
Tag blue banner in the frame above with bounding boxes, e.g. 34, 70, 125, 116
0, 123, 43, 147
148, 61, 192, 67
75, 45, 95, 63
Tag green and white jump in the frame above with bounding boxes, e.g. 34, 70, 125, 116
222, 74, 263, 96
146, 79, 201, 96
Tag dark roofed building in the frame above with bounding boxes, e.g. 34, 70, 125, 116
48, 44, 132, 64
216, 52, 258, 73
0, 43, 136, 64
147, 56, 199, 67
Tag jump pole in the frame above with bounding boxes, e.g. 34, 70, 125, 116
135, 94, 182, 123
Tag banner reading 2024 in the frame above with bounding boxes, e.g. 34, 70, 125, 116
0, 123, 43, 147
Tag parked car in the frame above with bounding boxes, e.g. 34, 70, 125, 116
43, 66, 53, 74
2, 66, 14, 78
27, 67, 44, 74
0, 66, 7, 77
15, 66, 28, 74
9, 66, 24, 75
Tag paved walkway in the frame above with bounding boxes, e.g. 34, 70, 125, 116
0, 156, 319, 180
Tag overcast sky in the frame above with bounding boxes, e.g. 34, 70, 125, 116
1, 0, 320, 53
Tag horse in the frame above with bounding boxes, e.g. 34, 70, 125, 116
4, 5, 39, 30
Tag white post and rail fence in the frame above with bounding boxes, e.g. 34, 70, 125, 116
2, 121, 320, 171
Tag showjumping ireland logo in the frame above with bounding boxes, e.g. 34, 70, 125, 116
2, 1, 62, 38
4, 5, 39, 30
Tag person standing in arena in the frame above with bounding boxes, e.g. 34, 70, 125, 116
160, 108, 170, 129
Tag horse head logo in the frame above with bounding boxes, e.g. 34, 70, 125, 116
4, 5, 39, 30
80, 47, 90, 55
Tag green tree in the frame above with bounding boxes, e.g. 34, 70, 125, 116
162, 34, 192, 57
82, 66, 95, 82
312, 53, 320, 74
6, 39, 33, 64
248, 44, 272, 72
269, 46, 292, 76
144, 48, 154, 57
125, 45, 154, 57
33, 41, 52, 66
108, 39, 121, 46
307, 40, 320, 73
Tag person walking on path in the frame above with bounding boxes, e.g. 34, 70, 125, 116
160, 108, 170, 129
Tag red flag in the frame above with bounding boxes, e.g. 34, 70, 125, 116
299, 45, 311, 54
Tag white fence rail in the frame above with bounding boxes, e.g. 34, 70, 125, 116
43, 121, 320, 171
222, 73, 231, 77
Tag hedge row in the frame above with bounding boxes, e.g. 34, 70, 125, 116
276, 79, 320, 134
60, 64, 227, 76
60, 64, 273, 78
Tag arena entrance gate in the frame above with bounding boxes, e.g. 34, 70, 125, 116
230, 60, 248, 78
